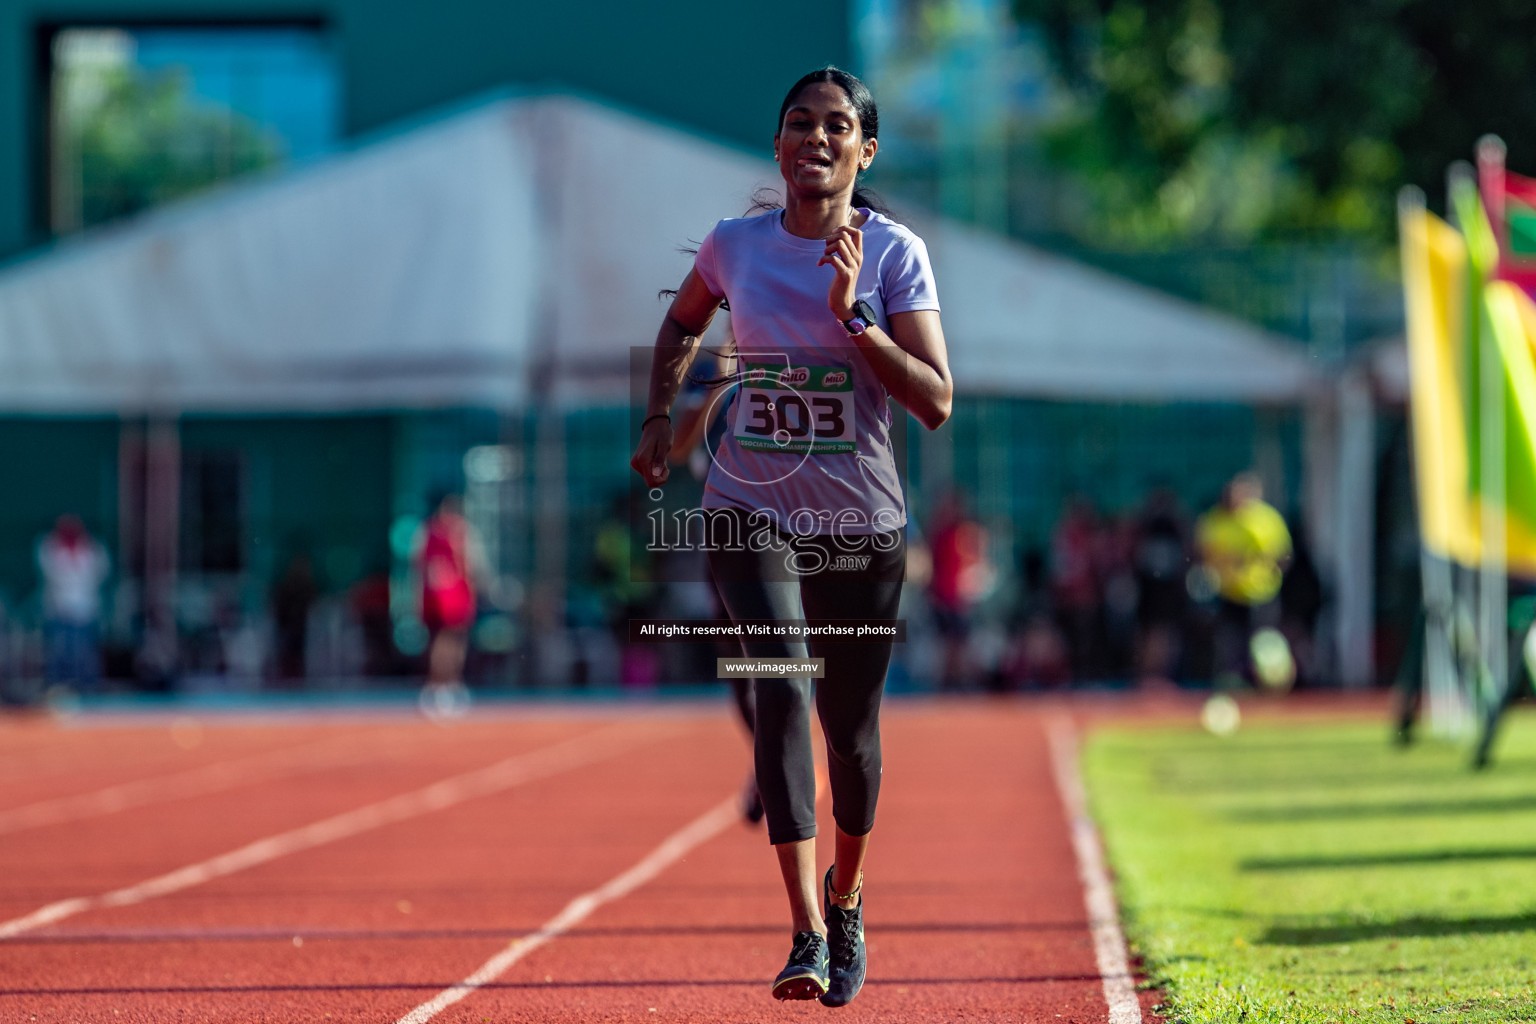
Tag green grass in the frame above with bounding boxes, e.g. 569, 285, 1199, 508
1083, 707, 1536, 1024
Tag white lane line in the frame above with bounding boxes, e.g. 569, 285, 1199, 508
395, 794, 739, 1024
0, 722, 674, 940
1046, 716, 1143, 1024
0, 734, 406, 836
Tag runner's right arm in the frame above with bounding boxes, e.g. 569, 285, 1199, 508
630, 268, 724, 487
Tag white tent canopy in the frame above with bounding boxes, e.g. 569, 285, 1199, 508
0, 92, 1321, 413
925, 217, 1322, 401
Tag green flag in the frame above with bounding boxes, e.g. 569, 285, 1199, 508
1504, 169, 1536, 260
1449, 177, 1536, 572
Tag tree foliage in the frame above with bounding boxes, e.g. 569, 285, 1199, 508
69, 66, 278, 230
1012, 0, 1536, 244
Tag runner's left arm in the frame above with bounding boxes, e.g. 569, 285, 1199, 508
821, 225, 952, 430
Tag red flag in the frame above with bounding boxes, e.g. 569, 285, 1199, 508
1479, 137, 1536, 298
1505, 170, 1536, 260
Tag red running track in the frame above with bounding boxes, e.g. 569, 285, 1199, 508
0, 701, 1162, 1023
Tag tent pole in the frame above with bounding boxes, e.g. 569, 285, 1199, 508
1301, 389, 1339, 683
528, 100, 567, 687
1335, 367, 1376, 687
116, 416, 144, 625
141, 413, 181, 685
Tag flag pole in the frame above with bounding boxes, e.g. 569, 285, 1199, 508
1444, 165, 1481, 739
1473, 137, 1512, 765
1399, 185, 1466, 737
1454, 156, 1508, 748
1479, 135, 1508, 266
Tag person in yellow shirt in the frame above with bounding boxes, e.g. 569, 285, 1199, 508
1196, 472, 1294, 688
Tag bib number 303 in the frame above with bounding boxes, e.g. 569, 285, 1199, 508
733, 364, 856, 455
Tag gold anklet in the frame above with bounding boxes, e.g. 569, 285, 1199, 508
828, 869, 862, 903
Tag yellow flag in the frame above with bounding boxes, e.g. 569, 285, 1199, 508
1400, 204, 1481, 566
1401, 202, 1536, 575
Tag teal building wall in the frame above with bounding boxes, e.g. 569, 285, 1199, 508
0, 0, 851, 262
0, 418, 120, 613
0, 411, 505, 622
0, 398, 1288, 678
179, 415, 397, 604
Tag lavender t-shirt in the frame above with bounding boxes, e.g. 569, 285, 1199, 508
692, 209, 940, 536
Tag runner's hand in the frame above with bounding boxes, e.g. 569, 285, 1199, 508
820, 225, 863, 321
630, 418, 673, 487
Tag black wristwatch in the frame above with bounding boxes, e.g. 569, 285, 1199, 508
839, 299, 879, 336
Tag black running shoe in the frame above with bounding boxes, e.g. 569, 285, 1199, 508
771, 930, 829, 1001
820, 867, 866, 1007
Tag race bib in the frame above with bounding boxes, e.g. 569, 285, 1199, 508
733, 363, 856, 454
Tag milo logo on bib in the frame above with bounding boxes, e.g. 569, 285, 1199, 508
735, 363, 857, 455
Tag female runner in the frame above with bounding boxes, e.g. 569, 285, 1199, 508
630, 65, 952, 1005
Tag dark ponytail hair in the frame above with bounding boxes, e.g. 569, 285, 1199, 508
777, 65, 879, 145
775, 65, 892, 219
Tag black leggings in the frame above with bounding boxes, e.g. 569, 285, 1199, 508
706, 509, 905, 845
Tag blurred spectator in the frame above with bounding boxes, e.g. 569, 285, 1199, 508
999, 548, 1071, 689
414, 493, 486, 689
1098, 514, 1139, 679
1011, 547, 1052, 624
1050, 497, 1102, 681
37, 515, 109, 693
593, 494, 659, 687
350, 556, 398, 678
1195, 472, 1293, 687
271, 545, 317, 684
0, 596, 21, 705
1132, 487, 1191, 685
927, 494, 994, 689
1277, 522, 1324, 686
999, 615, 1072, 689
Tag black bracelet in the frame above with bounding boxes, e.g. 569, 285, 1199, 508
641, 412, 671, 430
